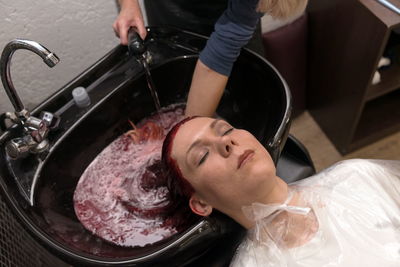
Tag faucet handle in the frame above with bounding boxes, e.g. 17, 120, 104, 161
39, 111, 60, 130
6, 135, 49, 159
5, 136, 34, 159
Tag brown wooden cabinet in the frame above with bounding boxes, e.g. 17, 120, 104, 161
307, 0, 400, 154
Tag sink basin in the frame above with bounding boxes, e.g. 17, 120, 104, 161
0, 27, 291, 266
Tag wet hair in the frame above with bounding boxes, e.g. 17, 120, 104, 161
257, 0, 309, 19
162, 116, 198, 202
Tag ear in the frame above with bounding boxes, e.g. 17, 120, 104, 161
189, 194, 213, 216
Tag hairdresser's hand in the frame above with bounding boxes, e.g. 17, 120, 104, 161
113, 0, 147, 45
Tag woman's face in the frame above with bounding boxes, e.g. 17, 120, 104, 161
171, 117, 277, 215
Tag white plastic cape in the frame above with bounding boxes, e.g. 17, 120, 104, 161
231, 159, 400, 267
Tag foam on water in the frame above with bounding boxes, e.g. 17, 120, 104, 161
74, 104, 185, 247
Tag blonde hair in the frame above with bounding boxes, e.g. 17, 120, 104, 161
257, 0, 309, 19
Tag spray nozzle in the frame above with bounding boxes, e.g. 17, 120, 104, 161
128, 28, 146, 58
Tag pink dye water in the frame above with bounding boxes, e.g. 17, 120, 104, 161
73, 105, 185, 247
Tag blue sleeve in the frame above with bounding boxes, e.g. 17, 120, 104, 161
199, 0, 263, 76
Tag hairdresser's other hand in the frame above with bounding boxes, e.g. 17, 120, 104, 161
113, 0, 147, 45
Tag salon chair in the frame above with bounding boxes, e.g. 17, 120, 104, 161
277, 134, 316, 183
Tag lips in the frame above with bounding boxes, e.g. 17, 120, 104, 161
237, 149, 254, 169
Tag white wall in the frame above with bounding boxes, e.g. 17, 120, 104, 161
0, 0, 120, 114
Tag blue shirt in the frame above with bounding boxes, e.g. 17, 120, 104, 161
199, 0, 263, 76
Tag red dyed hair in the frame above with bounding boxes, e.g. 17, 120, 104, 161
162, 116, 198, 201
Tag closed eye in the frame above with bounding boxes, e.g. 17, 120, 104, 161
222, 128, 234, 136
198, 151, 209, 166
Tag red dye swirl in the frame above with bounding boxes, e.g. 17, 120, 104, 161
73, 104, 186, 247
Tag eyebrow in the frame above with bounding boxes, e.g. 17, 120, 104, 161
210, 119, 220, 130
186, 119, 221, 155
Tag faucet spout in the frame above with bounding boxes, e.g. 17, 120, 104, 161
0, 39, 60, 116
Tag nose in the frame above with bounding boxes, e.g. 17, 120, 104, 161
217, 136, 235, 157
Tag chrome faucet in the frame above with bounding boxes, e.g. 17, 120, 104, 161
0, 39, 60, 159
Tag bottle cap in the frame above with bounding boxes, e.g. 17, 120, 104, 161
72, 87, 91, 108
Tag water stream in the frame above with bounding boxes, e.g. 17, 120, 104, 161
141, 57, 161, 111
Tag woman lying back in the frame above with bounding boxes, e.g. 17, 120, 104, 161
162, 116, 400, 267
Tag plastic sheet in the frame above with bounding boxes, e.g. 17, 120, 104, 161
231, 159, 400, 266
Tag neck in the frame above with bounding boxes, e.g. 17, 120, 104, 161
233, 175, 289, 229
261, 176, 289, 206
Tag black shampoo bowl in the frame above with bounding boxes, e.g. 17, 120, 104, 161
0, 27, 294, 266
